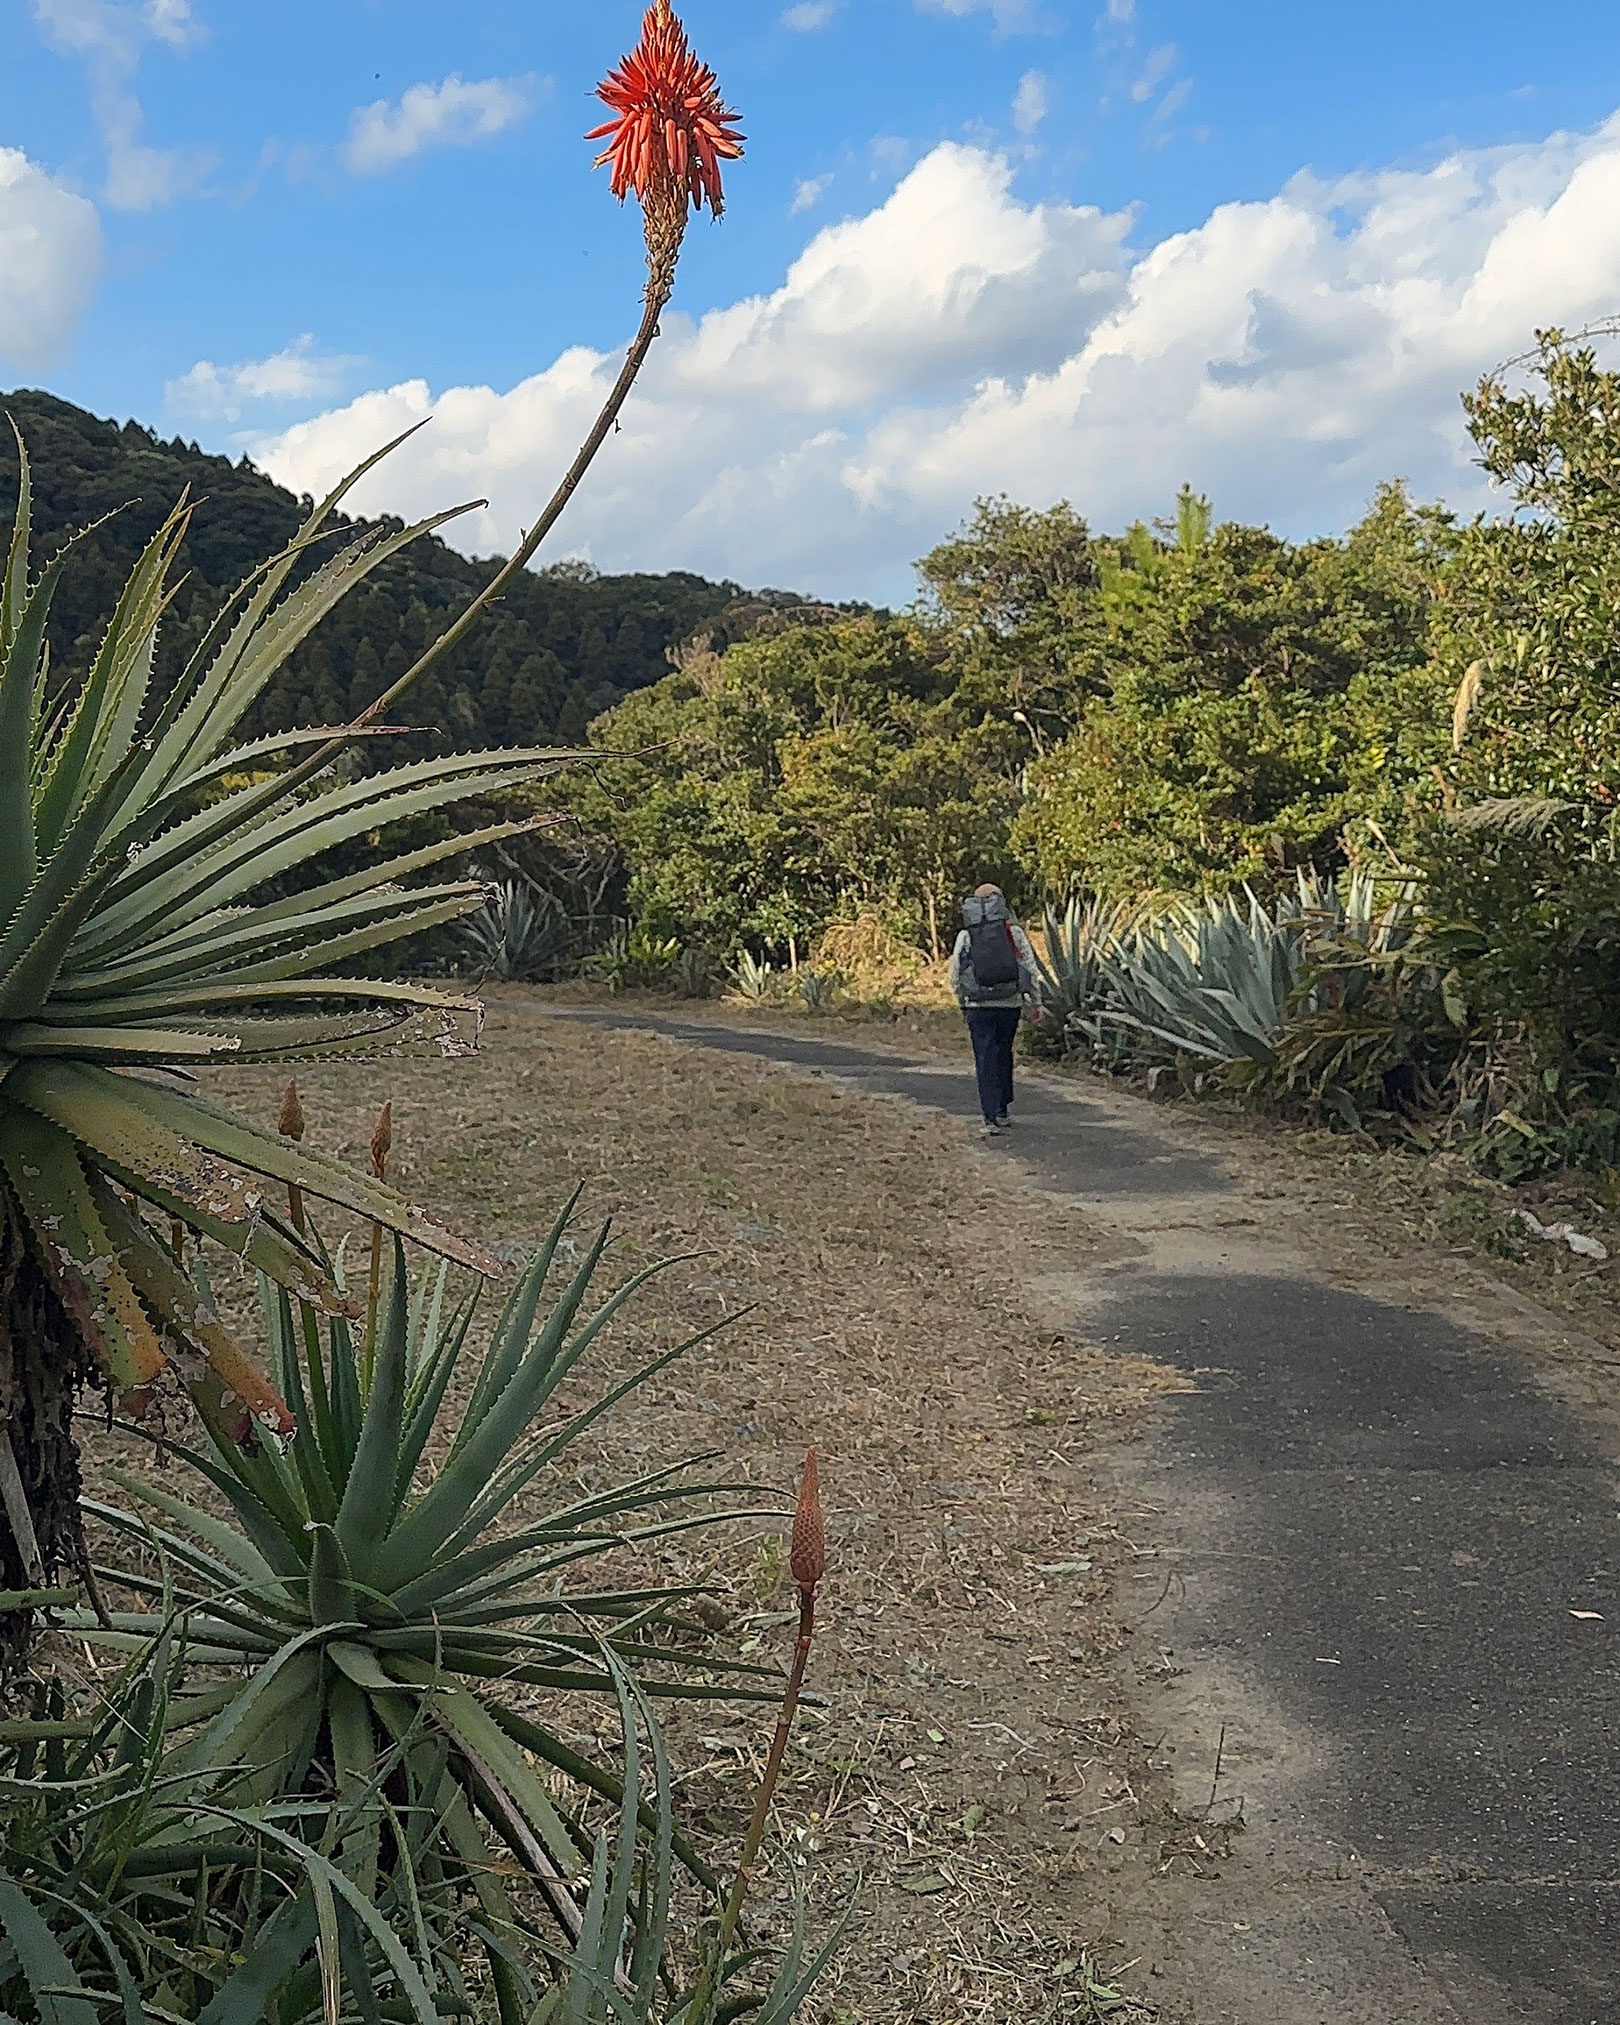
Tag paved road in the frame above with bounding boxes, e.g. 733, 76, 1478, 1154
542, 1009, 1620, 2023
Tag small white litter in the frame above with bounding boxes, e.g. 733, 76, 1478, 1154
1515, 1210, 1610, 1262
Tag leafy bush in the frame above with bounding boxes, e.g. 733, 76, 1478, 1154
588, 921, 684, 991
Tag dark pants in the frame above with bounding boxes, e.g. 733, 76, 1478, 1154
964, 1006, 1021, 1123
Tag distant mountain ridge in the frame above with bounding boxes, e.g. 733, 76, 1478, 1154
0, 389, 832, 751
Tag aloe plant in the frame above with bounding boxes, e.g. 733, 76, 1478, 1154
0, 433, 596, 1649
0, 1620, 831, 2025
0, 1629, 462, 2025
72, 1195, 775, 2018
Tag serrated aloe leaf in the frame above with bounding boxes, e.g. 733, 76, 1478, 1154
28, 1065, 497, 1272
0, 1876, 101, 2025
33, 500, 189, 856
0, 1104, 164, 1393
336, 1242, 409, 1558
88, 1174, 294, 1437
8, 1057, 265, 1224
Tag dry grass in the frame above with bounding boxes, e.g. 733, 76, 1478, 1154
77, 1005, 1179, 2023
1130, 1090, 1620, 1358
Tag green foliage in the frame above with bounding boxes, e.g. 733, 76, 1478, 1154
0, 1614, 838, 2025
1085, 887, 1310, 1069
588, 922, 684, 991
914, 496, 1111, 743
1014, 486, 1451, 898
74, 1209, 769, 2015
564, 617, 1021, 959
1418, 323, 1620, 1146
1440, 324, 1620, 819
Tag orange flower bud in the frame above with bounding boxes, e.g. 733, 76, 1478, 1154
278, 1080, 305, 1141
370, 1101, 393, 1182
789, 1448, 826, 1593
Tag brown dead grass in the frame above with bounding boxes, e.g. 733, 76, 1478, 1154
78, 1004, 1179, 2024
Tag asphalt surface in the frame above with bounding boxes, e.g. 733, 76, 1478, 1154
544, 1009, 1620, 2023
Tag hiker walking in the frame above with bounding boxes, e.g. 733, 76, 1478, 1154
949, 884, 1042, 1136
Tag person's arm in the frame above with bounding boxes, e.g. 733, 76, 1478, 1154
947, 930, 968, 1001
1012, 924, 1043, 1014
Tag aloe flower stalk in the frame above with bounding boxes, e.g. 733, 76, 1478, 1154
692, 1449, 826, 2015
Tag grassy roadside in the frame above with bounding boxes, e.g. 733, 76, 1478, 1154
80, 1004, 1183, 2024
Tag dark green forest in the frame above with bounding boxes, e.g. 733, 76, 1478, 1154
0, 388, 839, 750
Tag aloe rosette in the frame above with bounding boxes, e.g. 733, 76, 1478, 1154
77, 1201, 777, 2017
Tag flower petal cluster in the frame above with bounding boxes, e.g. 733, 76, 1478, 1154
588, 0, 744, 221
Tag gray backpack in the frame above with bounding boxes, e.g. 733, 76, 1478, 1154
961, 893, 1020, 997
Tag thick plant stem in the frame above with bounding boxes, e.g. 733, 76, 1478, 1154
360, 285, 673, 734
0, 1431, 44, 1587
691, 1581, 817, 2017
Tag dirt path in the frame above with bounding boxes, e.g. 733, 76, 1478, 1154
153, 1005, 1178, 2024
526, 1003, 1620, 2025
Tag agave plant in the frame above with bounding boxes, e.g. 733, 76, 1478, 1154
459, 879, 570, 981
1087, 888, 1305, 1068
73, 1181, 776, 2015
730, 950, 775, 1002
1029, 896, 1134, 1032
794, 968, 837, 1010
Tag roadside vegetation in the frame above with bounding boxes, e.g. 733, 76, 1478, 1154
486, 325, 1620, 1186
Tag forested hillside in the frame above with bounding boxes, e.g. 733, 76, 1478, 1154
0, 388, 828, 748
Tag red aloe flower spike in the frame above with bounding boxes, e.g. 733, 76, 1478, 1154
588, 0, 744, 298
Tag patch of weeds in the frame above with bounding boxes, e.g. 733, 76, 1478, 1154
1435, 1188, 1518, 1257
751, 1534, 787, 1604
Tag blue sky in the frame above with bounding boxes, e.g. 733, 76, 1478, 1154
5, 0, 1620, 597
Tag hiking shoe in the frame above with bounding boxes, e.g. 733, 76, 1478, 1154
995, 1111, 1011, 1127
980, 1120, 1005, 1138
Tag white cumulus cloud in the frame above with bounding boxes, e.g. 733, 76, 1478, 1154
0, 147, 103, 371
790, 174, 832, 215
1013, 70, 1049, 135
254, 114, 1620, 603
166, 335, 360, 422
345, 74, 534, 175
